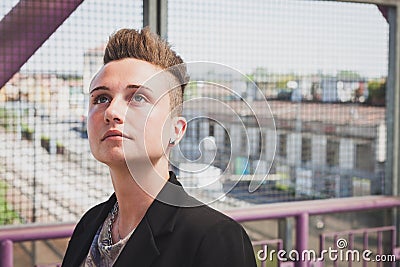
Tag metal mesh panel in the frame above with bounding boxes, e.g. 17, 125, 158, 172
167, 0, 389, 208
0, 0, 143, 225
0, 0, 391, 227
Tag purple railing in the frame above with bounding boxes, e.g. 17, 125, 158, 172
252, 239, 284, 267
0, 196, 400, 267
320, 226, 397, 267
0, 223, 74, 267
226, 195, 400, 267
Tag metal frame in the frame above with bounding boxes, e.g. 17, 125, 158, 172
143, 0, 168, 39
337, 0, 399, 5
0, 0, 84, 89
337, 0, 400, 200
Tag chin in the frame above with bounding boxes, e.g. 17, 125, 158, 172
93, 150, 126, 166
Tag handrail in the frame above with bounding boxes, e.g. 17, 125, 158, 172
0, 223, 75, 267
224, 195, 400, 221
0, 196, 400, 267
223, 196, 400, 267
0, 223, 75, 242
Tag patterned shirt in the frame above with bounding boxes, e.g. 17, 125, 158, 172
81, 207, 135, 267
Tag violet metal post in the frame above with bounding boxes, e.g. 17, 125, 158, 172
333, 235, 338, 267
296, 213, 309, 267
391, 229, 396, 267
0, 239, 13, 267
363, 232, 368, 267
377, 231, 383, 267
348, 233, 353, 267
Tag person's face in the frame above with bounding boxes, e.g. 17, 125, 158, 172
87, 58, 186, 169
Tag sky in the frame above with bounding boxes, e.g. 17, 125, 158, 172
1, 0, 389, 78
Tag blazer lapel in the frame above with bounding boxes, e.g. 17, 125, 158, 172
146, 171, 202, 236
113, 171, 197, 266
113, 216, 160, 267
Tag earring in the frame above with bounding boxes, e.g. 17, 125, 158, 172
169, 138, 175, 145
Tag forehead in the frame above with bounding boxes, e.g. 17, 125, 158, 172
90, 58, 177, 94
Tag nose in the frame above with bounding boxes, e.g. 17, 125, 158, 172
104, 97, 125, 124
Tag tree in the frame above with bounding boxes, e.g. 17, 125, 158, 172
337, 70, 361, 80
367, 79, 386, 106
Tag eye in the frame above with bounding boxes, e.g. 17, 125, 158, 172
93, 95, 111, 104
131, 94, 146, 103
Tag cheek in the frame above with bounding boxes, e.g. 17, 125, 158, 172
144, 99, 171, 141
86, 113, 99, 155
144, 113, 171, 146
86, 112, 98, 135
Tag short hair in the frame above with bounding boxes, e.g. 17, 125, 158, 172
104, 27, 188, 116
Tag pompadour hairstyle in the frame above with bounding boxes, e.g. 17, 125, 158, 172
104, 27, 188, 115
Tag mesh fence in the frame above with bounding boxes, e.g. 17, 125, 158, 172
0, 0, 390, 227
167, 0, 389, 206
0, 0, 143, 225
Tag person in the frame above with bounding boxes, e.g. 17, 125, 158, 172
62, 27, 256, 267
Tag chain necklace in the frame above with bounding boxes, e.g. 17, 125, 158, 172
106, 201, 119, 246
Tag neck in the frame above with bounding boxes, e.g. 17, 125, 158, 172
108, 157, 170, 239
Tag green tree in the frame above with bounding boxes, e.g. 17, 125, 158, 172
337, 70, 361, 80
367, 79, 386, 106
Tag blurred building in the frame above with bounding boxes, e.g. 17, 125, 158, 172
178, 99, 385, 201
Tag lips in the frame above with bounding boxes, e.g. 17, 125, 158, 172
101, 129, 130, 141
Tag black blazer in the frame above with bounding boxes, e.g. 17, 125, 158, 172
62, 172, 256, 267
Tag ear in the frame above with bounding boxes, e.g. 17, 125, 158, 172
169, 116, 187, 146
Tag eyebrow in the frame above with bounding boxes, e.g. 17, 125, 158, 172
127, 84, 153, 92
89, 84, 153, 94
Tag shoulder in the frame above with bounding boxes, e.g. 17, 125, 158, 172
176, 204, 256, 267
157, 176, 249, 241
178, 203, 241, 232
175, 202, 252, 248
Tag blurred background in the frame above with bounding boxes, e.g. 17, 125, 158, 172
0, 0, 399, 266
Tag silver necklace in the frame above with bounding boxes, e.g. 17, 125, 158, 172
106, 201, 119, 245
